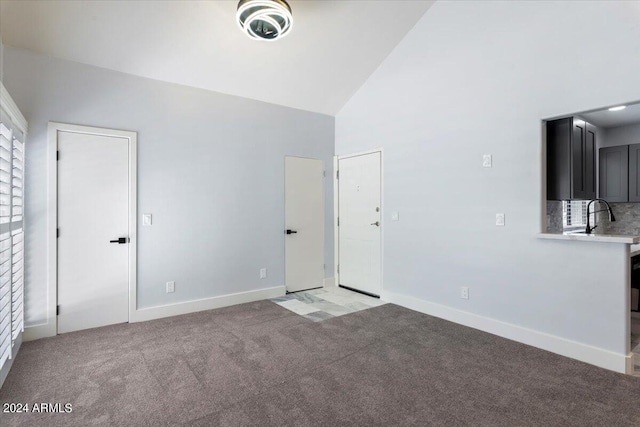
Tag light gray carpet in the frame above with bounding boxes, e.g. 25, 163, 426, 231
1, 301, 640, 426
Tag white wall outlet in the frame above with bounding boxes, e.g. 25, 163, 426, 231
142, 214, 152, 226
260, 268, 267, 279
483, 154, 492, 168
496, 213, 505, 226
391, 211, 399, 221
460, 286, 469, 300
166, 281, 175, 293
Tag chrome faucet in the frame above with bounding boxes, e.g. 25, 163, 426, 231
585, 199, 616, 234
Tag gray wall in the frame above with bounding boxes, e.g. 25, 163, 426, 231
603, 123, 640, 148
336, 0, 640, 356
4, 47, 335, 325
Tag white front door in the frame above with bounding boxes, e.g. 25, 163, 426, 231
57, 131, 130, 333
338, 152, 382, 296
285, 156, 324, 293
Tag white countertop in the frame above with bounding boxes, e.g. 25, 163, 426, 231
537, 233, 640, 244
631, 244, 640, 257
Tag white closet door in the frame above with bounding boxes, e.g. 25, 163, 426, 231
57, 131, 129, 334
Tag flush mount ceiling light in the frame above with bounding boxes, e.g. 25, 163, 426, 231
237, 0, 293, 42
608, 105, 627, 111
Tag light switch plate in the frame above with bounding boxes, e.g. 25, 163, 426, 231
166, 281, 175, 293
142, 214, 152, 226
483, 154, 492, 168
391, 211, 399, 221
496, 213, 505, 226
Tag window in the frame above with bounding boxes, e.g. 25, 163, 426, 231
0, 107, 25, 371
562, 200, 593, 232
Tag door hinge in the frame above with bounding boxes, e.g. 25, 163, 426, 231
323, 170, 326, 178
57, 228, 60, 238
337, 217, 339, 226
323, 264, 326, 271
57, 151, 60, 161
56, 305, 60, 316
336, 170, 339, 179
337, 264, 340, 274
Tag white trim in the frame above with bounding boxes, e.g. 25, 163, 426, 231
130, 286, 285, 323
46, 122, 137, 338
0, 82, 27, 133
335, 148, 384, 294
323, 277, 336, 288
382, 290, 632, 374
333, 156, 339, 286
22, 323, 54, 342
626, 353, 635, 375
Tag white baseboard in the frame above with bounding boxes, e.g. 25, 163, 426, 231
324, 277, 336, 288
131, 285, 286, 323
381, 290, 631, 374
23, 322, 56, 342
24, 286, 286, 340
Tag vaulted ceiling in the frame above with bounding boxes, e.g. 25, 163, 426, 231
0, 0, 435, 115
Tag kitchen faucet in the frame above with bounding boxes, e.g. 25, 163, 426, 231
585, 199, 616, 234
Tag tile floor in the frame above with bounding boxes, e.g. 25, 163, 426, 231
270, 286, 386, 321
632, 312, 640, 376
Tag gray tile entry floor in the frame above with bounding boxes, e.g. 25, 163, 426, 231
632, 312, 640, 375
271, 286, 386, 321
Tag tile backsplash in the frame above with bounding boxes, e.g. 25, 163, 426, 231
546, 201, 640, 235
596, 203, 640, 235
546, 201, 564, 233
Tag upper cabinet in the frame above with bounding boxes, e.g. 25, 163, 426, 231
547, 117, 596, 200
628, 144, 640, 202
599, 145, 629, 202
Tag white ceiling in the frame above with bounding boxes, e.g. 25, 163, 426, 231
0, 0, 435, 115
580, 102, 640, 129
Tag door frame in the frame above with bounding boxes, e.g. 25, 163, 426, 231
47, 122, 137, 335
333, 148, 384, 294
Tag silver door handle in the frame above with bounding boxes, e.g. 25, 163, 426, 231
370, 221, 380, 226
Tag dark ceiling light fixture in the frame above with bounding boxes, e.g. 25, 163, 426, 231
236, 0, 293, 42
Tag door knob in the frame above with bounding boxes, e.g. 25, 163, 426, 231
110, 237, 129, 244
285, 229, 298, 235
370, 221, 380, 227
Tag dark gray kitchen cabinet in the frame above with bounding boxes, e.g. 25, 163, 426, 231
629, 144, 640, 202
599, 145, 628, 202
547, 117, 596, 200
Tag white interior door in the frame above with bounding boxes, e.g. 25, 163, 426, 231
338, 152, 382, 296
57, 131, 129, 334
285, 156, 324, 293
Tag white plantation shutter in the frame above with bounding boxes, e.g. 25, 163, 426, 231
12, 136, 24, 222
0, 123, 11, 224
0, 231, 10, 367
11, 130, 24, 343
11, 229, 23, 341
0, 101, 26, 372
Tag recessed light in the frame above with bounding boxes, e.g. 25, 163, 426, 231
608, 106, 627, 111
